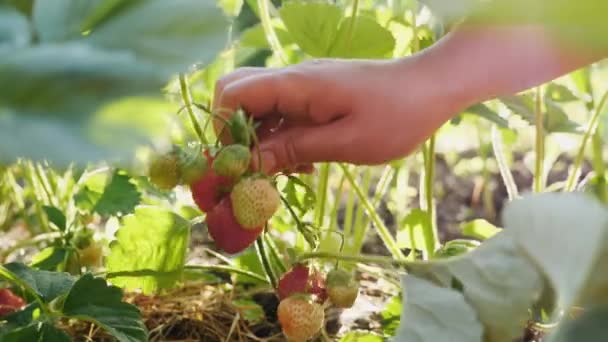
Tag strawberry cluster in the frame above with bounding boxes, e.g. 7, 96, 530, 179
276, 264, 360, 341
147, 111, 280, 255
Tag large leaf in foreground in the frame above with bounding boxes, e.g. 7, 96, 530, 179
0, 1, 227, 166
396, 275, 483, 342
62, 274, 147, 342
106, 207, 190, 294
396, 193, 608, 341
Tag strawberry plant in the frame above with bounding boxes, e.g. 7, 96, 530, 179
2, 0, 608, 341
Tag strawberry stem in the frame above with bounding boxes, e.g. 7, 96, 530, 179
280, 195, 317, 248
264, 233, 288, 273
255, 235, 277, 289
179, 73, 207, 145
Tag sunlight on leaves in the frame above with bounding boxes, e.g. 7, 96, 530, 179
106, 207, 190, 294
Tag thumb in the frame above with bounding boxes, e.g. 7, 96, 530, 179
252, 121, 354, 174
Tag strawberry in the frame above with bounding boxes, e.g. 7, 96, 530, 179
309, 269, 328, 303
177, 145, 209, 185
0, 288, 26, 316
191, 151, 233, 212
326, 269, 358, 308
278, 295, 324, 341
278, 264, 310, 300
148, 150, 180, 190
212, 144, 251, 179
230, 177, 280, 229
228, 108, 253, 147
78, 243, 103, 268
205, 197, 262, 254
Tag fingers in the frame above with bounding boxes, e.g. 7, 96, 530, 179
216, 67, 348, 125
251, 119, 355, 174
213, 67, 270, 143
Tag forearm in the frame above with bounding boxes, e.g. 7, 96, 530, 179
407, 24, 607, 113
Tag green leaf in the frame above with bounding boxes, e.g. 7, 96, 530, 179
0, 44, 167, 115
340, 332, 384, 341
544, 100, 581, 133
396, 209, 433, 254
31, 247, 69, 271
283, 175, 316, 215
0, 0, 34, 16
219, 0, 243, 17
93, 171, 141, 217
502, 193, 608, 313
233, 249, 266, 285
571, 68, 593, 104
395, 275, 483, 342
463, 103, 509, 128
240, 21, 293, 49
279, 1, 342, 57
550, 305, 608, 342
500, 94, 535, 123
62, 274, 147, 342
380, 296, 402, 336
86, 0, 228, 70
0, 6, 30, 50
435, 239, 480, 258
0, 303, 39, 329
329, 16, 395, 58
3, 262, 74, 302
545, 83, 579, 102
74, 186, 102, 212
500, 94, 580, 133
0, 0, 227, 167
42, 206, 66, 231
405, 233, 543, 340
460, 219, 501, 240
0, 322, 71, 342
32, 0, 100, 42
106, 207, 190, 294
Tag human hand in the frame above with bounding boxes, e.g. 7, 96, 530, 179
213, 57, 463, 174
213, 24, 604, 175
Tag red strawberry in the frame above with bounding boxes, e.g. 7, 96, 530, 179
278, 264, 309, 300
205, 197, 262, 254
309, 269, 328, 303
0, 288, 25, 316
191, 151, 233, 212
277, 265, 328, 303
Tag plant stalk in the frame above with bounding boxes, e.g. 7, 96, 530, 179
339, 164, 405, 260
566, 90, 608, 191
255, 236, 277, 288
491, 125, 519, 200
258, 0, 288, 64
534, 87, 545, 193
179, 73, 207, 144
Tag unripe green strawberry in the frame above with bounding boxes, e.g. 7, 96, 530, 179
326, 269, 358, 308
277, 295, 324, 341
148, 151, 180, 190
230, 177, 280, 229
177, 145, 209, 185
228, 109, 252, 147
212, 144, 251, 179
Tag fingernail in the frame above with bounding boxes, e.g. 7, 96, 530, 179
259, 150, 276, 174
